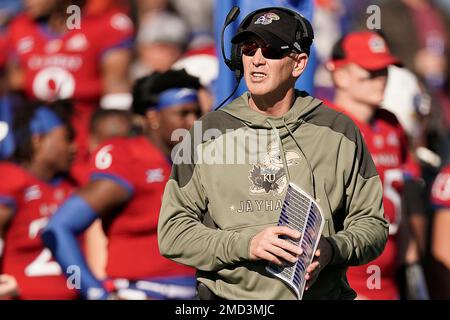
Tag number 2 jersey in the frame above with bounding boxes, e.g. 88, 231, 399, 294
0, 162, 78, 299
89, 136, 195, 281
327, 103, 420, 299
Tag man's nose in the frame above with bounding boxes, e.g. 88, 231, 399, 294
251, 48, 266, 65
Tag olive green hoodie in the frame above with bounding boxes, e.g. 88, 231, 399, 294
158, 90, 388, 300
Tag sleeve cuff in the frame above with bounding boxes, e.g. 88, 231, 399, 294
232, 232, 254, 261
90, 172, 134, 197
326, 235, 347, 266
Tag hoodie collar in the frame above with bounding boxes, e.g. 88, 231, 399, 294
221, 90, 323, 131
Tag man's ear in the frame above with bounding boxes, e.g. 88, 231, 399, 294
292, 53, 309, 78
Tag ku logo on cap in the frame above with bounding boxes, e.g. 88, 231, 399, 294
255, 13, 280, 25
368, 36, 386, 53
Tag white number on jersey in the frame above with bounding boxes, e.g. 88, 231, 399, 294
432, 173, 450, 202
383, 169, 403, 235
25, 217, 62, 277
32, 66, 75, 101
95, 145, 113, 170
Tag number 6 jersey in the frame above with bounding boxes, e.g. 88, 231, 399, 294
0, 162, 78, 299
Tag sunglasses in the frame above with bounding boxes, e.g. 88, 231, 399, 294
241, 41, 292, 60
357, 67, 389, 81
367, 68, 388, 79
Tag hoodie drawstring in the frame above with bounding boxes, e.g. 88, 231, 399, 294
266, 118, 317, 200
267, 119, 291, 183
283, 118, 317, 200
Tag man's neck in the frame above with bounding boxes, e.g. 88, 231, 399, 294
334, 92, 376, 124
47, 14, 68, 34
249, 87, 296, 117
36, 11, 67, 34
147, 133, 171, 159
24, 161, 54, 182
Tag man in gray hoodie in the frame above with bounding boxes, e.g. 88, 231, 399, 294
158, 7, 388, 300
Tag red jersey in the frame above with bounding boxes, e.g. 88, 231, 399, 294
6, 10, 134, 184
89, 136, 195, 280
6, 10, 133, 105
431, 165, 450, 209
0, 30, 7, 69
328, 103, 420, 299
0, 162, 78, 300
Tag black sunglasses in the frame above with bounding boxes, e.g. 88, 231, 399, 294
367, 68, 388, 79
241, 41, 292, 60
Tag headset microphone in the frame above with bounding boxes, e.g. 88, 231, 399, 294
221, 6, 240, 70
215, 6, 314, 111
215, 6, 242, 111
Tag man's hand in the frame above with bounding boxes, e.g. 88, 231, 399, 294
305, 237, 333, 291
249, 226, 302, 266
0, 274, 18, 299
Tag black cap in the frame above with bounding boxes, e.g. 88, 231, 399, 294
231, 8, 313, 53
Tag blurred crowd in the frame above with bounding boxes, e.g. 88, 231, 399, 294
0, 0, 449, 300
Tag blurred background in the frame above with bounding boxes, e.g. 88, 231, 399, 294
0, 0, 449, 300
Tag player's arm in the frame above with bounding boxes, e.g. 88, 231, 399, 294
84, 219, 108, 279
41, 180, 129, 300
100, 48, 133, 109
432, 208, 450, 269
400, 128, 428, 255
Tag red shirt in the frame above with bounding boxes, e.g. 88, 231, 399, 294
327, 102, 420, 299
0, 162, 78, 300
89, 136, 195, 280
6, 10, 134, 184
6, 10, 133, 105
0, 30, 7, 69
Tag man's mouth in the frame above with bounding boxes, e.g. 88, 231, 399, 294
250, 71, 267, 81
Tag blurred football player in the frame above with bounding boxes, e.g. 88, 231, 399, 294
327, 31, 423, 300
84, 108, 133, 279
42, 69, 201, 300
0, 102, 77, 299
4, 0, 134, 184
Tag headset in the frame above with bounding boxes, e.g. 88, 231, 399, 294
215, 6, 314, 110
221, 6, 314, 81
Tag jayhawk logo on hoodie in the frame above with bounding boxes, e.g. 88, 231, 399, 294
249, 140, 300, 195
